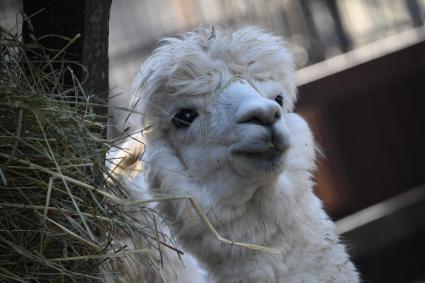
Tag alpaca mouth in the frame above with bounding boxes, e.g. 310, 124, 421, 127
230, 145, 286, 172
230, 131, 290, 165
232, 145, 285, 160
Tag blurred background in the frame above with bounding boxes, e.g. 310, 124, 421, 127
2, 0, 425, 282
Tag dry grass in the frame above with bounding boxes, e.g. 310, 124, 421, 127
0, 24, 165, 282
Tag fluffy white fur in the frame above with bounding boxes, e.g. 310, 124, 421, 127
106, 141, 207, 283
119, 26, 359, 282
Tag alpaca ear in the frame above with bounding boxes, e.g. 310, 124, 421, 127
106, 133, 145, 180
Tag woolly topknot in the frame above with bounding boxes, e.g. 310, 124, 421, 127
130, 26, 296, 126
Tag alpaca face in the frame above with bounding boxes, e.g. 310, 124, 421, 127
135, 27, 298, 186
145, 78, 292, 182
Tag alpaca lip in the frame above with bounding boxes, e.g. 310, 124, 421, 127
232, 146, 284, 160
230, 134, 289, 161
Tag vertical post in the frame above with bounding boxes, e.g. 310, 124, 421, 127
325, 0, 352, 52
81, 0, 112, 117
406, 0, 424, 28
299, 0, 326, 63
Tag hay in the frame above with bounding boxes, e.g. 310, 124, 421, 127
0, 24, 164, 282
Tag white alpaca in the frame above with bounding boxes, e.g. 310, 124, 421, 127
118, 26, 359, 282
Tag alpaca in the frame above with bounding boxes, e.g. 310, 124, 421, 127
118, 26, 359, 282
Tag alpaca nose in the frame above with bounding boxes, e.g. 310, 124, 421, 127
237, 96, 282, 126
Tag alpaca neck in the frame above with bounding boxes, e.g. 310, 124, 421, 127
180, 171, 316, 255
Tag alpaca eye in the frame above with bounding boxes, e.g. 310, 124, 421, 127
275, 95, 283, 107
172, 109, 198, 128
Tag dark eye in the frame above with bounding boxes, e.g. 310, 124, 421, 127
172, 109, 198, 128
274, 95, 283, 107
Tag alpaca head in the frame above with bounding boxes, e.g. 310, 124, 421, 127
132, 26, 297, 188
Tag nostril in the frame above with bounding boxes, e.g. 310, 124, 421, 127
238, 109, 281, 126
237, 98, 283, 126
242, 117, 263, 125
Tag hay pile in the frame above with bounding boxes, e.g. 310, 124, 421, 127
0, 25, 164, 282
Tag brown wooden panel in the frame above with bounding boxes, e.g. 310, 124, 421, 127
297, 39, 425, 218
